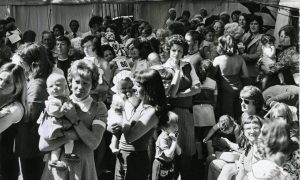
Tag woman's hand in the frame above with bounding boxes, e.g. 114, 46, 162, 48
64, 103, 79, 124
64, 129, 79, 141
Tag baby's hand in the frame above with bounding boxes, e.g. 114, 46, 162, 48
61, 101, 74, 112
120, 93, 127, 100
169, 132, 178, 141
0, 109, 10, 117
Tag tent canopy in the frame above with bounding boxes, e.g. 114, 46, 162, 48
0, 0, 298, 42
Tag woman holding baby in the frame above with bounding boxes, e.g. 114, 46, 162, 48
39, 60, 108, 180
108, 69, 169, 180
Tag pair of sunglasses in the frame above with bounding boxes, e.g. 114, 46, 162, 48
239, 98, 254, 105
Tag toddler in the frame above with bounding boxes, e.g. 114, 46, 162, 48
200, 27, 218, 60
104, 32, 120, 54
203, 115, 241, 153
152, 111, 181, 180
152, 65, 175, 97
38, 74, 78, 169
108, 76, 139, 153
257, 34, 284, 89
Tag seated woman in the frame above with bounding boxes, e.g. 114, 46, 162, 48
267, 102, 299, 143
212, 115, 263, 180
203, 115, 241, 155
239, 86, 265, 122
247, 118, 298, 180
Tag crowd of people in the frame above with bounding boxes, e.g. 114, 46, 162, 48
0, 6, 299, 180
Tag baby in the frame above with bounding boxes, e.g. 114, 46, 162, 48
200, 27, 218, 60
104, 32, 120, 54
108, 76, 139, 154
257, 34, 284, 89
38, 74, 78, 169
203, 115, 241, 153
152, 111, 181, 180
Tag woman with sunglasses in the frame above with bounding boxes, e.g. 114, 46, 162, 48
239, 86, 264, 123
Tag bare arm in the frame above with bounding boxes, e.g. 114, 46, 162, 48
122, 107, 158, 143
203, 124, 219, 143
0, 102, 24, 133
221, 137, 240, 152
73, 122, 106, 150
163, 140, 177, 158
176, 83, 201, 97
39, 129, 78, 151
177, 64, 201, 97
65, 102, 108, 150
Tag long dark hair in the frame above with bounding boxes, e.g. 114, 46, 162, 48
134, 69, 169, 127
19, 43, 53, 79
0, 63, 28, 117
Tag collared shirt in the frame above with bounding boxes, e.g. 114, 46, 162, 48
67, 32, 82, 39
70, 94, 93, 112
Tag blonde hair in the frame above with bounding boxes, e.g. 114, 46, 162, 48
161, 111, 178, 129
217, 34, 236, 56
68, 60, 99, 91
218, 115, 235, 132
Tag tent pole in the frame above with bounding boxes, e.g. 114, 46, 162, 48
109, 3, 112, 17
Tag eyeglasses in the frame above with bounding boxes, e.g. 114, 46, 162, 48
239, 97, 254, 105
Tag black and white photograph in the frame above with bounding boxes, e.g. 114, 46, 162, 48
0, 0, 299, 180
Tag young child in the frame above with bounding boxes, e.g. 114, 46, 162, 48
257, 34, 285, 90
104, 32, 120, 54
203, 115, 241, 153
200, 27, 218, 61
152, 111, 181, 180
193, 59, 218, 159
107, 76, 139, 153
38, 73, 78, 169
151, 65, 175, 97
